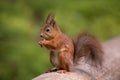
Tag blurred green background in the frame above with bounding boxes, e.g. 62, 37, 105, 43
0, 0, 120, 80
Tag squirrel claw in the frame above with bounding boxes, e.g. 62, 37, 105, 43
45, 68, 58, 73
57, 70, 67, 73
38, 41, 43, 47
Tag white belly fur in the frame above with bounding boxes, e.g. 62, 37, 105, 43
51, 48, 66, 67
52, 50, 59, 67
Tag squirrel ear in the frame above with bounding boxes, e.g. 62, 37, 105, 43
46, 13, 56, 27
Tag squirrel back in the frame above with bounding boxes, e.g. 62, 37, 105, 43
74, 32, 104, 67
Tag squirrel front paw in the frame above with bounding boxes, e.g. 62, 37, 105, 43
38, 40, 45, 47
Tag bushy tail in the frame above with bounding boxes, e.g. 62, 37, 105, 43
74, 32, 104, 67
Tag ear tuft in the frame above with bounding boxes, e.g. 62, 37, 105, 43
46, 13, 55, 26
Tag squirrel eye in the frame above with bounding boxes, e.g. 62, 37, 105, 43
46, 28, 50, 32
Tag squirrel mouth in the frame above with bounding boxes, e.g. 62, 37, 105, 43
41, 36, 53, 40
41, 37, 46, 41
41, 36, 49, 40
40, 34, 47, 40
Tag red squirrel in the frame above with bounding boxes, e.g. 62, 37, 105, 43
38, 13, 103, 73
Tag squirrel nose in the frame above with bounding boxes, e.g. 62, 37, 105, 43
40, 34, 43, 38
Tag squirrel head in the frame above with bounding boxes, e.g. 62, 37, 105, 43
40, 13, 60, 40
